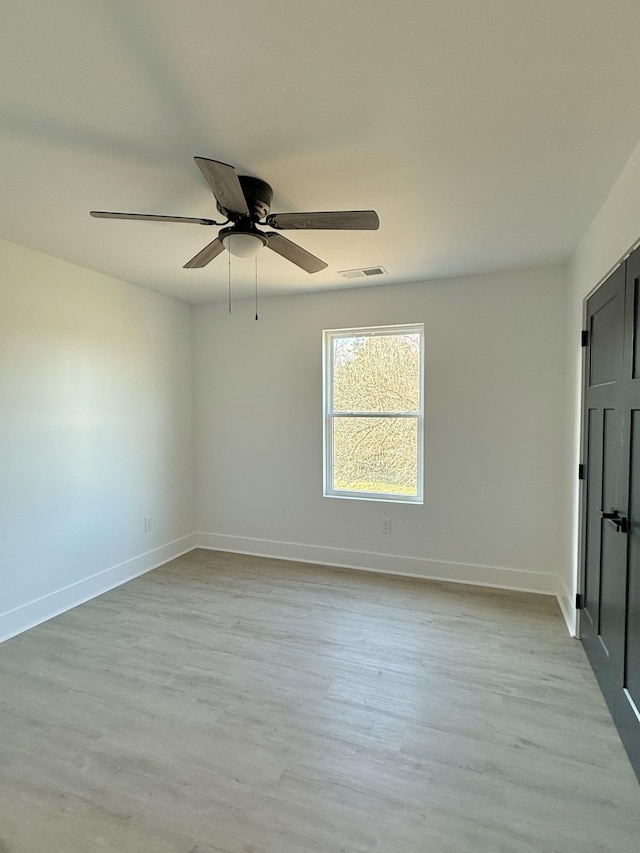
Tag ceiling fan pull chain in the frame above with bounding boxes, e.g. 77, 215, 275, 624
228, 250, 232, 314
255, 255, 259, 321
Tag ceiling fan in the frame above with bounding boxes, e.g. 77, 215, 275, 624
90, 157, 379, 274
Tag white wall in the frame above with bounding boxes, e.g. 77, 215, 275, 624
194, 267, 570, 599
566, 140, 640, 634
0, 241, 580, 639
0, 239, 195, 640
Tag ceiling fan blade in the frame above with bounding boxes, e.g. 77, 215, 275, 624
266, 210, 379, 230
194, 157, 249, 218
265, 232, 328, 274
183, 237, 225, 269
90, 210, 218, 225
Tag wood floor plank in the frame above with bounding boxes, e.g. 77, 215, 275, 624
1, 549, 639, 852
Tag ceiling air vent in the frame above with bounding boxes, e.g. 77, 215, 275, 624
338, 266, 388, 279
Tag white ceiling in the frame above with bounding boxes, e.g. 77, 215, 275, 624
2, 0, 640, 304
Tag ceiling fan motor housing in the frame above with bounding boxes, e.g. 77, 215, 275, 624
216, 175, 273, 222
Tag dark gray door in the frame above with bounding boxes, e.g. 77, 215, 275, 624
581, 247, 640, 779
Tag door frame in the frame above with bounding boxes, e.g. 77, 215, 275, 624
576, 243, 640, 637
576, 274, 611, 639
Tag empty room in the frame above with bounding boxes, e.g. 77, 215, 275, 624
2, 1, 640, 851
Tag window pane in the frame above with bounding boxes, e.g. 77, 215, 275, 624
332, 416, 418, 496
333, 333, 421, 413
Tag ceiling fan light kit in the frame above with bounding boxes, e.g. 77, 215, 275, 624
220, 228, 267, 258
90, 156, 379, 275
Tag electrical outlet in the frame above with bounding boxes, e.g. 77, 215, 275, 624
381, 517, 392, 534
144, 515, 152, 533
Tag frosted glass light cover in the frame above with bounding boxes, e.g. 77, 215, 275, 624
222, 233, 263, 257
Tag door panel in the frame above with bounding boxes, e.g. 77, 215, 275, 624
583, 409, 601, 629
625, 410, 640, 711
632, 276, 640, 379
590, 292, 624, 386
598, 407, 626, 662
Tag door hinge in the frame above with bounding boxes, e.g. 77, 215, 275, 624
578, 463, 585, 480
581, 330, 589, 347
576, 593, 583, 610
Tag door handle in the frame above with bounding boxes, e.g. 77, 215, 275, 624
600, 509, 628, 534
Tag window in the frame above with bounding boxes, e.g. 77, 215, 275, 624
323, 323, 424, 503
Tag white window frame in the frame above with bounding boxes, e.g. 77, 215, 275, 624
323, 323, 424, 504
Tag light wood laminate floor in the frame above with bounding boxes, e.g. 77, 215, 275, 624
1, 549, 639, 852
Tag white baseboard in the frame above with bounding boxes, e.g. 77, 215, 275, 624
556, 577, 577, 637
195, 531, 567, 599
1, 530, 576, 644
0, 533, 198, 643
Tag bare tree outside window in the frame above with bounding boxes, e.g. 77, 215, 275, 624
324, 325, 424, 502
